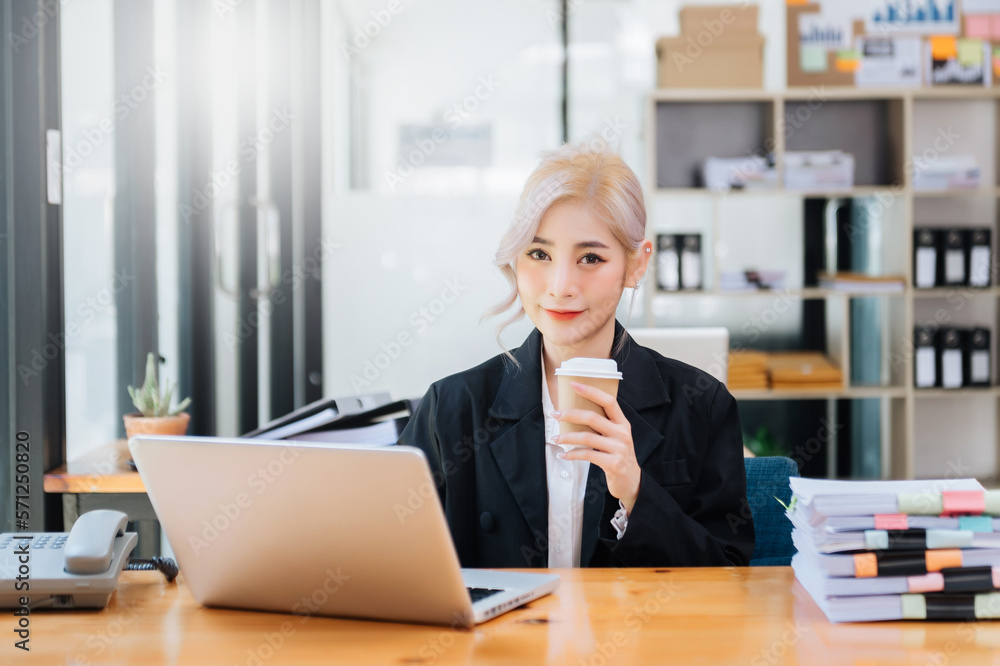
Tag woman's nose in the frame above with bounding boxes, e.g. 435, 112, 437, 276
548, 262, 576, 297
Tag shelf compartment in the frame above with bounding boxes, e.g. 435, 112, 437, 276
783, 97, 905, 187
911, 98, 997, 190
654, 100, 774, 189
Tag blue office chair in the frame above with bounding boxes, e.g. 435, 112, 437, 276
744, 456, 798, 566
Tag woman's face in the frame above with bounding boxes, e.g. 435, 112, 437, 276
515, 200, 631, 350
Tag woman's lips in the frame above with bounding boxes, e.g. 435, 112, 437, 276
545, 308, 583, 321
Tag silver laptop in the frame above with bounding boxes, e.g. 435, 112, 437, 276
128, 436, 559, 628
626, 327, 729, 383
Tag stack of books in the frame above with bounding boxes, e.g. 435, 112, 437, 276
790, 477, 1000, 623
784, 150, 855, 190
728, 351, 770, 391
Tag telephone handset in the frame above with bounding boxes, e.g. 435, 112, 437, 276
0, 510, 138, 609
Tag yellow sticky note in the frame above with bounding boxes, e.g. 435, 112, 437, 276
958, 39, 984, 67
930, 35, 958, 60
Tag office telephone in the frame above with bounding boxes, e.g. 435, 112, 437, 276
0, 510, 138, 610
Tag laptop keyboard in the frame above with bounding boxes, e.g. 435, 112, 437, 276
468, 587, 504, 603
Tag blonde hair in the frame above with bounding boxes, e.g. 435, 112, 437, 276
481, 140, 647, 370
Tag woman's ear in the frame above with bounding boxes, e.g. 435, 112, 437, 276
628, 240, 654, 288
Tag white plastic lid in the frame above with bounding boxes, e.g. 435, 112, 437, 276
554, 357, 622, 380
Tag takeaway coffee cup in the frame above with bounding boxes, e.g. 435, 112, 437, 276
554, 358, 622, 437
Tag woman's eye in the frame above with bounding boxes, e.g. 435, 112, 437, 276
581, 253, 605, 265
527, 248, 548, 260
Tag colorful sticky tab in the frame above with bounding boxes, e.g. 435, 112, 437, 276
865, 530, 890, 550
926, 549, 963, 572
875, 514, 909, 530
901, 594, 928, 620
835, 49, 860, 73
898, 492, 944, 515
926, 529, 974, 549
854, 552, 878, 578
974, 592, 1000, 619
966, 15, 992, 39
959, 516, 994, 533
942, 490, 986, 516
930, 35, 958, 61
800, 44, 828, 73
908, 572, 944, 594
958, 39, 984, 67
985, 490, 1000, 515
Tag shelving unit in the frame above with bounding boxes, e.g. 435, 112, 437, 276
643, 87, 1000, 480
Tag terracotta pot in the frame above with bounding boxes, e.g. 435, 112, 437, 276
123, 412, 190, 460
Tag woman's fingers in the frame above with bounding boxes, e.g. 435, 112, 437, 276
566, 381, 628, 424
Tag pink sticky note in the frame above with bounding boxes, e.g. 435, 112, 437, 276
966, 15, 992, 39
992, 14, 1000, 40
875, 514, 909, 530
908, 572, 944, 594
942, 490, 986, 516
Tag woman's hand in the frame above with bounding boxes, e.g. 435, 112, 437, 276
551, 381, 641, 513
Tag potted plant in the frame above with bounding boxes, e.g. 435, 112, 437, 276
123, 353, 192, 448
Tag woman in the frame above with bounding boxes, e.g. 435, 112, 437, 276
397, 142, 754, 568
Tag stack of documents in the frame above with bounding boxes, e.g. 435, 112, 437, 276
784, 150, 855, 190
913, 155, 981, 191
818, 272, 906, 293
701, 155, 778, 191
245, 393, 413, 445
790, 476, 1000, 623
719, 269, 787, 292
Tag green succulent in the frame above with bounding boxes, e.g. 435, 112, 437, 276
127, 353, 191, 418
743, 425, 786, 458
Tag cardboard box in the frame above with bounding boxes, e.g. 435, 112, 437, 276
656, 35, 765, 88
680, 5, 759, 38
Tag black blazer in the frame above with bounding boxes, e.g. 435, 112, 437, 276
396, 319, 754, 568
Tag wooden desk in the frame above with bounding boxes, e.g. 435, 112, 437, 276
10, 567, 1000, 665
43, 441, 159, 557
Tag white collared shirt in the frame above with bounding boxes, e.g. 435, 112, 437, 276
542, 345, 629, 568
